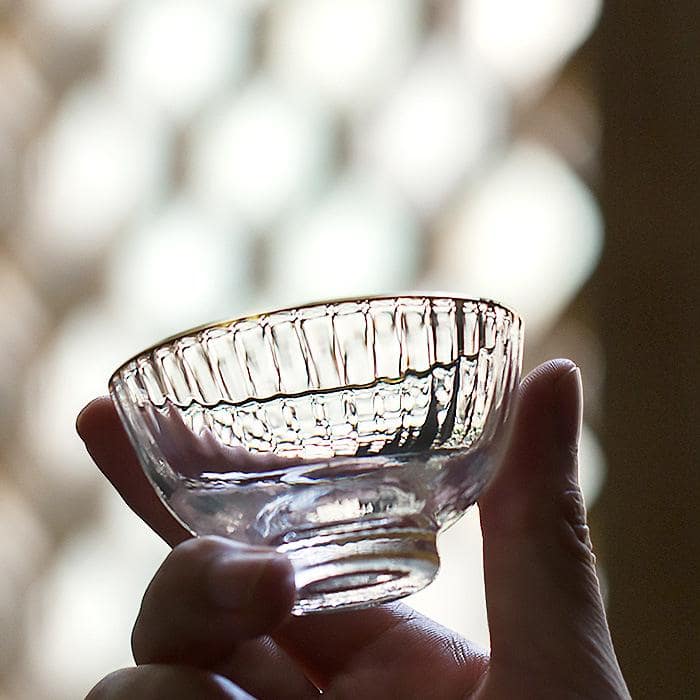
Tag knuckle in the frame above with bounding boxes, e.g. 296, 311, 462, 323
558, 488, 596, 565
564, 441, 580, 462
559, 487, 587, 523
157, 536, 230, 591
131, 539, 230, 663
441, 634, 472, 669
167, 536, 243, 571
171, 535, 221, 560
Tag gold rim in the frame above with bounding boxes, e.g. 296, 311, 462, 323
109, 291, 522, 385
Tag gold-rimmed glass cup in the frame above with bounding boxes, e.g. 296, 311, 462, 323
109, 294, 522, 614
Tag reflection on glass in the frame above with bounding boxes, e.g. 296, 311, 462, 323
111, 296, 522, 613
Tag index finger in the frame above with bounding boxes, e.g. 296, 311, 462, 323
77, 397, 190, 546
131, 536, 295, 666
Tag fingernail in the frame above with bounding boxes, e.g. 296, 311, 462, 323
553, 364, 583, 449
206, 552, 290, 610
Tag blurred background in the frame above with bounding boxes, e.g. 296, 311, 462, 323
0, 1, 696, 698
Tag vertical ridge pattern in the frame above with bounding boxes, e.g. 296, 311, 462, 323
110, 296, 521, 458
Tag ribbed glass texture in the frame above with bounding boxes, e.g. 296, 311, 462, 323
110, 295, 522, 612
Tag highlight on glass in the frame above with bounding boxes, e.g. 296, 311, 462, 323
109, 294, 522, 614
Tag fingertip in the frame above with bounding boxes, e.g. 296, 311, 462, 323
134, 538, 295, 665
553, 363, 583, 449
205, 541, 295, 624
76, 396, 116, 440
506, 359, 578, 444
518, 358, 578, 399
76, 394, 191, 547
519, 358, 582, 448
515, 359, 581, 451
254, 553, 296, 619
480, 358, 582, 517
479, 361, 617, 683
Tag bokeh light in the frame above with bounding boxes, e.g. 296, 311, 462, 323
430, 141, 602, 335
0, 39, 47, 138
20, 302, 135, 494
24, 486, 167, 699
106, 197, 254, 343
267, 0, 422, 111
0, 481, 48, 683
0, 2, 604, 697
106, 0, 253, 122
462, 0, 602, 91
0, 40, 47, 228
189, 77, 334, 228
23, 83, 168, 274
265, 172, 419, 305
359, 38, 505, 215
0, 256, 47, 431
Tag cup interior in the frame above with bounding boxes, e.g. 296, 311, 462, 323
109, 295, 522, 613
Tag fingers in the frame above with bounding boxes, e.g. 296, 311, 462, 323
77, 397, 189, 546
78, 402, 321, 697
131, 537, 319, 698
212, 637, 320, 700
274, 603, 488, 695
86, 665, 253, 700
135, 534, 487, 697
77, 397, 489, 695
132, 537, 294, 667
479, 359, 629, 697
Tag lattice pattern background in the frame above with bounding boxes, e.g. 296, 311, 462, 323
0, 1, 605, 697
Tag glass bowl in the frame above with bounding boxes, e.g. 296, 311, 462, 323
109, 295, 522, 614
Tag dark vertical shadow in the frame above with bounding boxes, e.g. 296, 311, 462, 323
598, 3, 700, 697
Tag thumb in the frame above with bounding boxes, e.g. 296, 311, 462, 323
479, 360, 628, 697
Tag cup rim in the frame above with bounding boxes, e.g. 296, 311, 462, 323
109, 291, 521, 385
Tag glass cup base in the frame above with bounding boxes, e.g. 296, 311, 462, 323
281, 525, 439, 615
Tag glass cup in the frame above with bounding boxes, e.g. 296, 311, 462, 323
109, 295, 522, 614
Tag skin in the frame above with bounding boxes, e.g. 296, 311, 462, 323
77, 359, 631, 699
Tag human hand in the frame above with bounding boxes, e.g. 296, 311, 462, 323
77, 359, 630, 699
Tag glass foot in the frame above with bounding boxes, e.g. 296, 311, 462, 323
280, 526, 439, 615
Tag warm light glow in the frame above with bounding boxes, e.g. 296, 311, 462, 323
106, 0, 252, 121
25, 84, 167, 264
431, 141, 602, 335
106, 198, 253, 341
189, 78, 334, 228
265, 173, 419, 304
463, 0, 602, 90
268, 0, 422, 110
21, 303, 138, 489
359, 39, 504, 214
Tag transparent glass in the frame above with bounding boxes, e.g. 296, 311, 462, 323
109, 295, 522, 614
